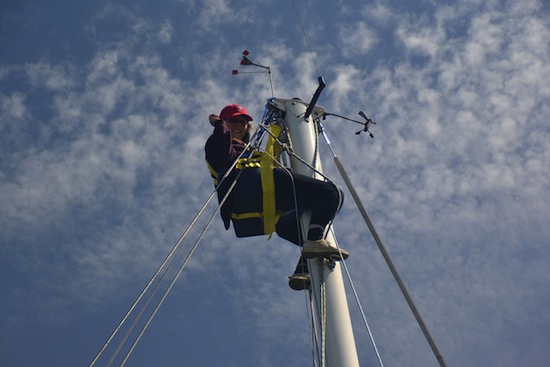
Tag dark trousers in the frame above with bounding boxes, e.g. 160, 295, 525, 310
273, 168, 343, 246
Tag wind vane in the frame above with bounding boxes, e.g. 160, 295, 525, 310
234, 51, 376, 138
232, 50, 275, 96
323, 110, 376, 138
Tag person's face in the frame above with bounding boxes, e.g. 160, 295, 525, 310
226, 116, 248, 141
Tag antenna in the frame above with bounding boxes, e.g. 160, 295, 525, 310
304, 76, 326, 119
232, 50, 275, 96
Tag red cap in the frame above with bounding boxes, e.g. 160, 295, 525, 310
219, 104, 253, 122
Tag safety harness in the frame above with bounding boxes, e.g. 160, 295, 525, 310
207, 124, 284, 237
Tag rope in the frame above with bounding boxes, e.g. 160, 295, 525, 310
259, 112, 327, 367
89, 191, 217, 367
319, 260, 327, 367
262, 103, 352, 367
264, 127, 331, 184
116, 126, 277, 363
119, 182, 234, 366
305, 289, 320, 367
91, 179, 238, 366
262, 104, 331, 367
90, 126, 270, 366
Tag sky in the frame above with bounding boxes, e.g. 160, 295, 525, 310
1, 0, 549, 366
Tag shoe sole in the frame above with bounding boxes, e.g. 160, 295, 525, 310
289, 276, 311, 291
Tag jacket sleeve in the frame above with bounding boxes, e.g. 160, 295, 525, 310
205, 121, 244, 173
204, 120, 240, 231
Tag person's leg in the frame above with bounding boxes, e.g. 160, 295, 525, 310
273, 169, 342, 237
273, 169, 349, 260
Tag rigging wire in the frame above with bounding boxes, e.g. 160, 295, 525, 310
91, 188, 223, 366
118, 182, 237, 366
283, 2, 448, 359
254, 106, 328, 367
330, 229, 385, 367
260, 112, 325, 367
319, 261, 327, 367
88, 191, 217, 367
318, 122, 449, 367
304, 287, 320, 367
119, 127, 275, 365
260, 102, 327, 367
279, 10, 375, 365
262, 102, 354, 367
290, 0, 321, 76
105, 197, 221, 366
90, 126, 270, 366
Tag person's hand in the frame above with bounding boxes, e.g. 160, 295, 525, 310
209, 114, 221, 126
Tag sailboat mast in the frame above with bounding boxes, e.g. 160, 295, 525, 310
272, 98, 361, 367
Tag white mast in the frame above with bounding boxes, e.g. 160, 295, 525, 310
271, 98, 361, 367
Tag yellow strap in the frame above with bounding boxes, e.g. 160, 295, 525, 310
205, 160, 219, 186
231, 211, 284, 224
235, 157, 261, 170
231, 212, 262, 220
261, 124, 282, 235
209, 125, 283, 237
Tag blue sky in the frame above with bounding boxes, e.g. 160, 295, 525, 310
1, 0, 549, 366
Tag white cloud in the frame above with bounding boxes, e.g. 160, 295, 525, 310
195, 0, 232, 27
328, 63, 362, 108
25, 62, 75, 90
158, 19, 174, 43
397, 24, 442, 58
338, 21, 378, 57
1, 92, 28, 119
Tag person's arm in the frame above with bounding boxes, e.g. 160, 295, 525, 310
205, 115, 244, 172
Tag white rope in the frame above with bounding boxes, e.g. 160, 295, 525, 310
306, 290, 321, 367
90, 126, 272, 366
319, 260, 327, 367
89, 191, 217, 367
119, 191, 227, 366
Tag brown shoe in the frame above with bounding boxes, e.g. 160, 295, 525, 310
288, 273, 311, 291
301, 239, 349, 261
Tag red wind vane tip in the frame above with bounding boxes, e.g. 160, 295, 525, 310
242, 50, 250, 56
232, 70, 239, 75
240, 56, 253, 66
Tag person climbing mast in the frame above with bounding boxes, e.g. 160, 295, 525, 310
204, 104, 349, 291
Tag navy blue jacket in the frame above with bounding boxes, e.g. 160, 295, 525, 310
205, 121, 261, 231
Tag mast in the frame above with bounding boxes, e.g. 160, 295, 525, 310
271, 98, 361, 367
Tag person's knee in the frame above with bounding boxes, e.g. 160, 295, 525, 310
337, 187, 344, 209
328, 185, 344, 212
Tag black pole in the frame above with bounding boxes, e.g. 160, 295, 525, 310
304, 76, 326, 119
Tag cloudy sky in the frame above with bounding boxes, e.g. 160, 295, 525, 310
1, 0, 549, 366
